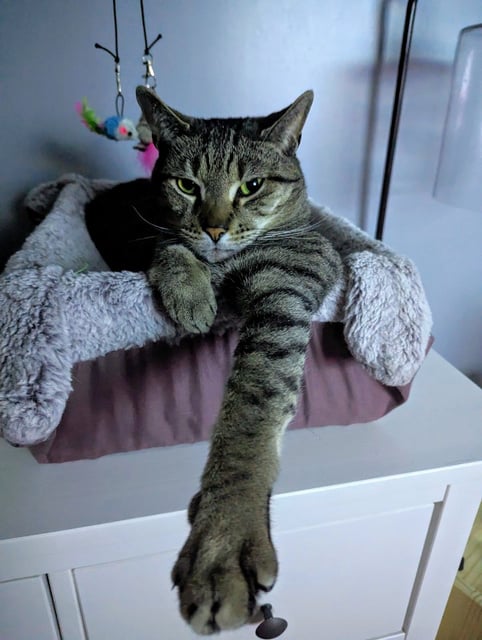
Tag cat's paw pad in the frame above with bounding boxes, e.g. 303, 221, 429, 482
172, 506, 277, 634
149, 263, 217, 334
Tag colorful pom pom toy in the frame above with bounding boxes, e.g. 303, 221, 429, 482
76, 98, 138, 142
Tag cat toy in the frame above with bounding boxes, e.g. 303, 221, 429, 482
76, 98, 137, 141
76, 0, 161, 174
76, 0, 138, 143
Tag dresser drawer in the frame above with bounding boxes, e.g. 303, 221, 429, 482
72, 488, 435, 639
0, 576, 59, 640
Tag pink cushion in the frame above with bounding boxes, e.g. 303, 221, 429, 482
30, 323, 415, 463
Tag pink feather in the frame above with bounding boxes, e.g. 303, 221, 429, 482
137, 142, 159, 175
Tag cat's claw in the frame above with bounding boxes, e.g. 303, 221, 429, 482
172, 494, 278, 634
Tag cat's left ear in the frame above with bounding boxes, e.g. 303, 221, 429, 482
261, 90, 314, 155
136, 86, 192, 143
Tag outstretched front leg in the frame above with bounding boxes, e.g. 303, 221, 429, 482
172, 235, 341, 634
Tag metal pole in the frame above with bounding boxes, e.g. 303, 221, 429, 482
375, 0, 418, 241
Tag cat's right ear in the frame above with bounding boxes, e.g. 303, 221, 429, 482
136, 86, 192, 143
261, 90, 314, 155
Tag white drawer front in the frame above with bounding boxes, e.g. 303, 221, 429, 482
74, 550, 191, 639
272, 505, 433, 640
0, 576, 59, 640
73, 503, 432, 639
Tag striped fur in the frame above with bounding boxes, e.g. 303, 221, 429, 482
136, 87, 342, 634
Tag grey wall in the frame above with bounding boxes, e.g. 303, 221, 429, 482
1, 0, 481, 377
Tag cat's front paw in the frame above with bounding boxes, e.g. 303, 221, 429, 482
172, 491, 277, 634
148, 261, 217, 334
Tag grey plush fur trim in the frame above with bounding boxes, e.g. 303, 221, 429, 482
0, 174, 432, 445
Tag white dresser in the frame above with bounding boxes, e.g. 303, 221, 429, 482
1, 350, 481, 640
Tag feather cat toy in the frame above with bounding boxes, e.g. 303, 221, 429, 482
76, 98, 138, 141
75, 0, 161, 172
133, 113, 159, 172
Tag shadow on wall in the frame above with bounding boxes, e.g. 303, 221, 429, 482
359, 0, 392, 232
0, 195, 36, 271
0, 139, 108, 269
347, 59, 450, 233
468, 373, 482, 389
39, 140, 106, 177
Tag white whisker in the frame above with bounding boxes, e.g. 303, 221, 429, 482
131, 205, 177, 234
128, 235, 158, 243
261, 219, 323, 241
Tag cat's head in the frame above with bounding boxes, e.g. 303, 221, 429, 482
136, 87, 313, 262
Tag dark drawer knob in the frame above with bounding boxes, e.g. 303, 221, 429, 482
256, 604, 288, 638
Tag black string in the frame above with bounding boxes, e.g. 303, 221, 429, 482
140, 0, 149, 53
94, 0, 120, 63
94, 0, 124, 116
93, 0, 162, 112
140, 0, 162, 55
113, 0, 119, 61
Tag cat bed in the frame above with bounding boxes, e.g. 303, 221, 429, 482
30, 323, 423, 464
0, 173, 432, 451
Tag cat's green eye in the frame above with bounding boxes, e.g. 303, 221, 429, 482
176, 178, 198, 196
238, 178, 264, 197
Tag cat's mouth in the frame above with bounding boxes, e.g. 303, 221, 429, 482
203, 246, 238, 263
192, 234, 243, 263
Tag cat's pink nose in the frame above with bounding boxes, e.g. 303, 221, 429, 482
204, 227, 226, 243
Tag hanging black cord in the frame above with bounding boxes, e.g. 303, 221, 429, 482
140, 0, 162, 55
94, 0, 120, 62
94, 0, 125, 117
375, 0, 418, 241
113, 0, 119, 60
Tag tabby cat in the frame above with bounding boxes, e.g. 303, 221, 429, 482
85, 86, 342, 634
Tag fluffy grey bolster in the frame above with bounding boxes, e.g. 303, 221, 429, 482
0, 174, 432, 445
